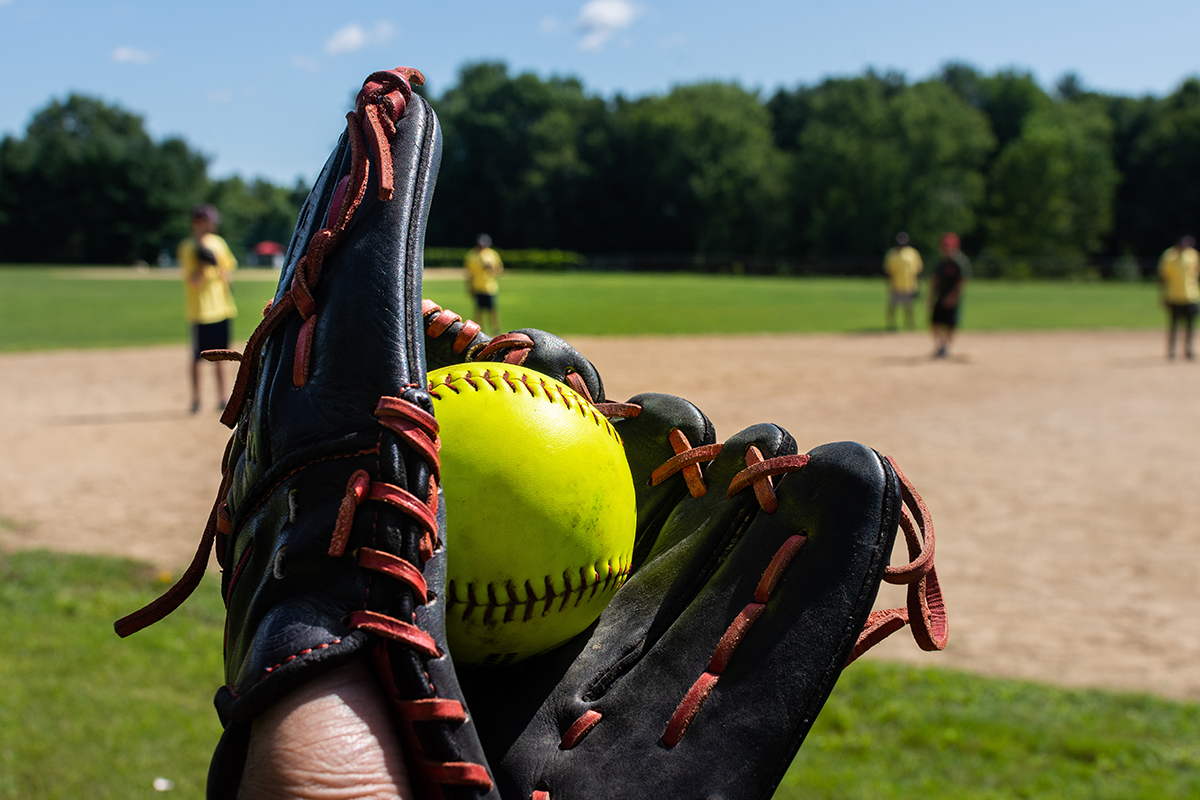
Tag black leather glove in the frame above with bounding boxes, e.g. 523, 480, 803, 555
117, 68, 501, 800
422, 304, 947, 799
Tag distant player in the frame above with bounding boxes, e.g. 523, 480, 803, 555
1157, 234, 1200, 361
464, 233, 504, 335
883, 232, 924, 330
929, 232, 970, 359
179, 203, 237, 412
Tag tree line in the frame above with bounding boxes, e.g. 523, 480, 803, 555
0, 95, 308, 266
3, 61, 1199, 276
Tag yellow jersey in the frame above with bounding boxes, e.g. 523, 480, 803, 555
464, 247, 504, 295
179, 233, 238, 324
883, 245, 923, 293
1158, 246, 1200, 304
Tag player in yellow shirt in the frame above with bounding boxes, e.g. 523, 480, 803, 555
179, 203, 238, 411
1157, 235, 1200, 361
883, 232, 924, 330
463, 233, 504, 335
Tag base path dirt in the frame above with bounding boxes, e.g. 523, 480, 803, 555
1, 329, 1197, 702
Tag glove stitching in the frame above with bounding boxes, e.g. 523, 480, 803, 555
650, 430, 720, 497
113, 446, 379, 638
232, 447, 384, 539
727, 450, 812, 513
846, 456, 948, 662
218, 69, 419, 430
224, 637, 347, 699
558, 708, 604, 750
661, 534, 808, 748
358, 393, 499, 793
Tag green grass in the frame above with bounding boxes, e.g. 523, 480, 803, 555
426, 272, 1165, 335
0, 267, 279, 352
0, 266, 1165, 352
2, 549, 1197, 799
781, 663, 1200, 799
0, 550, 225, 799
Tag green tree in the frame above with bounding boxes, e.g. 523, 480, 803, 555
1102, 92, 1161, 256
0, 94, 206, 263
985, 101, 1119, 267
428, 62, 610, 250
1118, 78, 1200, 253
940, 65, 1052, 153
790, 76, 994, 257
610, 82, 789, 255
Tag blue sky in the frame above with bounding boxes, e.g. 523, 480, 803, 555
3, 0, 1199, 186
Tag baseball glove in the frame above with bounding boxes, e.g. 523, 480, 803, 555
115, 62, 947, 800
116, 69, 501, 799
421, 304, 947, 799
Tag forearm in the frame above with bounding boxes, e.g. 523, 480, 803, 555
239, 661, 413, 800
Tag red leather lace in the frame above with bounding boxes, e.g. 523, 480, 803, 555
422, 299, 485, 357
217, 67, 425, 430
422, 301, 602, 406
846, 456, 948, 663
114, 67, 425, 638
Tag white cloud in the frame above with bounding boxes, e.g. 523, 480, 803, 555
0, 0, 14, 8
205, 89, 234, 104
111, 46, 153, 64
577, 0, 641, 51
291, 54, 319, 73
325, 20, 396, 55
539, 15, 562, 34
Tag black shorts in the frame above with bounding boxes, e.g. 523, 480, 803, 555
193, 319, 231, 360
1168, 302, 1199, 323
473, 293, 497, 311
930, 302, 960, 328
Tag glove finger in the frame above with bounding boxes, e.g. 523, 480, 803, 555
421, 303, 607, 404
205, 74, 498, 799
610, 392, 716, 569
614, 439, 899, 797
480, 427, 900, 799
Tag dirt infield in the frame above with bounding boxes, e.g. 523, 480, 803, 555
1, 329, 1197, 701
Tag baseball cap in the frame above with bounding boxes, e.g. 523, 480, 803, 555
192, 203, 221, 223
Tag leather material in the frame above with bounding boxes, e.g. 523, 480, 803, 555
218, 95, 438, 724
420, 310, 605, 405
207, 87, 499, 799
502, 328, 606, 403
459, 414, 900, 799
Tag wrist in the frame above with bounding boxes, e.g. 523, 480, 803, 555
239, 661, 413, 800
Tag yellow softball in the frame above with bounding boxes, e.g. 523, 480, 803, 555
428, 364, 636, 668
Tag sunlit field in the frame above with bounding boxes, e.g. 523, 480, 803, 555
0, 265, 1164, 352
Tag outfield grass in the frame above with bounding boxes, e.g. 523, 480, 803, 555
0, 265, 1165, 352
2, 549, 1197, 799
427, 272, 1165, 337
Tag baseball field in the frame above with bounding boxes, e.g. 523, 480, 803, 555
1, 266, 1198, 798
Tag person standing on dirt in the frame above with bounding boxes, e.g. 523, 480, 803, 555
179, 203, 238, 413
1157, 234, 1200, 361
883, 232, 923, 331
929, 232, 970, 359
463, 233, 504, 335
